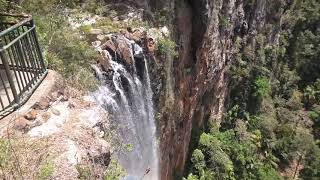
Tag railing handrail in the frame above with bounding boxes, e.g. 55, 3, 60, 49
0, 13, 47, 117
0, 13, 31, 18
0, 16, 33, 38
0, 26, 35, 52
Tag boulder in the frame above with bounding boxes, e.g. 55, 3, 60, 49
32, 97, 50, 110
115, 38, 133, 65
101, 40, 116, 53
131, 29, 143, 42
13, 116, 29, 131
24, 109, 39, 121
121, 28, 144, 43
51, 107, 61, 116
101, 37, 133, 66
98, 52, 111, 71
146, 37, 156, 55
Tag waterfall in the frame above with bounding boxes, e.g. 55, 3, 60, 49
91, 37, 159, 180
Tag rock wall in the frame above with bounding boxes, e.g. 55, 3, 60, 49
105, 0, 283, 179
147, 0, 282, 179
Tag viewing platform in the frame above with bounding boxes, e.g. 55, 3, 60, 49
0, 13, 47, 118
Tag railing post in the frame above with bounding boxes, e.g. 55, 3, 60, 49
30, 19, 46, 71
0, 42, 19, 104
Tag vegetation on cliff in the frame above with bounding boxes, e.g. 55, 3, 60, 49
1, 0, 102, 90
186, 0, 320, 179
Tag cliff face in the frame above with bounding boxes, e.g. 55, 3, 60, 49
114, 0, 283, 179
146, 0, 282, 179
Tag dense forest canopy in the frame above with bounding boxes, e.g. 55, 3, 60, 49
186, 0, 320, 179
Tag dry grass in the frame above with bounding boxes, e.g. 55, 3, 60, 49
0, 131, 55, 179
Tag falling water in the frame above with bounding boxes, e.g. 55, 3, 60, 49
91, 37, 159, 180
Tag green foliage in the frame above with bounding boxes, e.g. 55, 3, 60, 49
125, 143, 134, 152
92, 16, 149, 33
188, 1, 320, 179
0, 139, 12, 170
303, 79, 320, 107
18, 0, 100, 91
0, 0, 8, 11
76, 165, 92, 180
219, 14, 229, 30
93, 17, 121, 33
310, 105, 320, 140
299, 145, 320, 180
254, 76, 271, 98
104, 160, 126, 180
157, 37, 178, 58
37, 160, 54, 180
79, 24, 92, 35
154, 8, 169, 25
190, 149, 205, 174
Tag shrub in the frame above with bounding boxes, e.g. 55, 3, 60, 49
79, 24, 92, 35
190, 149, 205, 173
19, 0, 100, 91
254, 76, 271, 98
104, 160, 126, 180
37, 160, 54, 180
76, 165, 92, 180
157, 37, 178, 58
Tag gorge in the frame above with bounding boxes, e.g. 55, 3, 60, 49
89, 0, 320, 179
1, 0, 319, 179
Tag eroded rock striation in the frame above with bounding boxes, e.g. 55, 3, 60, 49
142, 0, 283, 179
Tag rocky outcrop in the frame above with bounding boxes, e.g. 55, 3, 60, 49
74, 0, 283, 179
144, 0, 283, 179
1, 74, 112, 179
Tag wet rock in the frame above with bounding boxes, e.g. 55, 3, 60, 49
24, 109, 39, 121
14, 116, 29, 131
133, 43, 144, 59
131, 29, 143, 42
101, 40, 116, 53
102, 36, 133, 67
115, 37, 133, 65
121, 28, 143, 43
99, 52, 112, 71
146, 37, 156, 55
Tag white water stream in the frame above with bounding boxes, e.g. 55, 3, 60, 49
91, 37, 159, 180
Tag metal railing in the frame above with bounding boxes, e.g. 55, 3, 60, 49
0, 13, 47, 117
